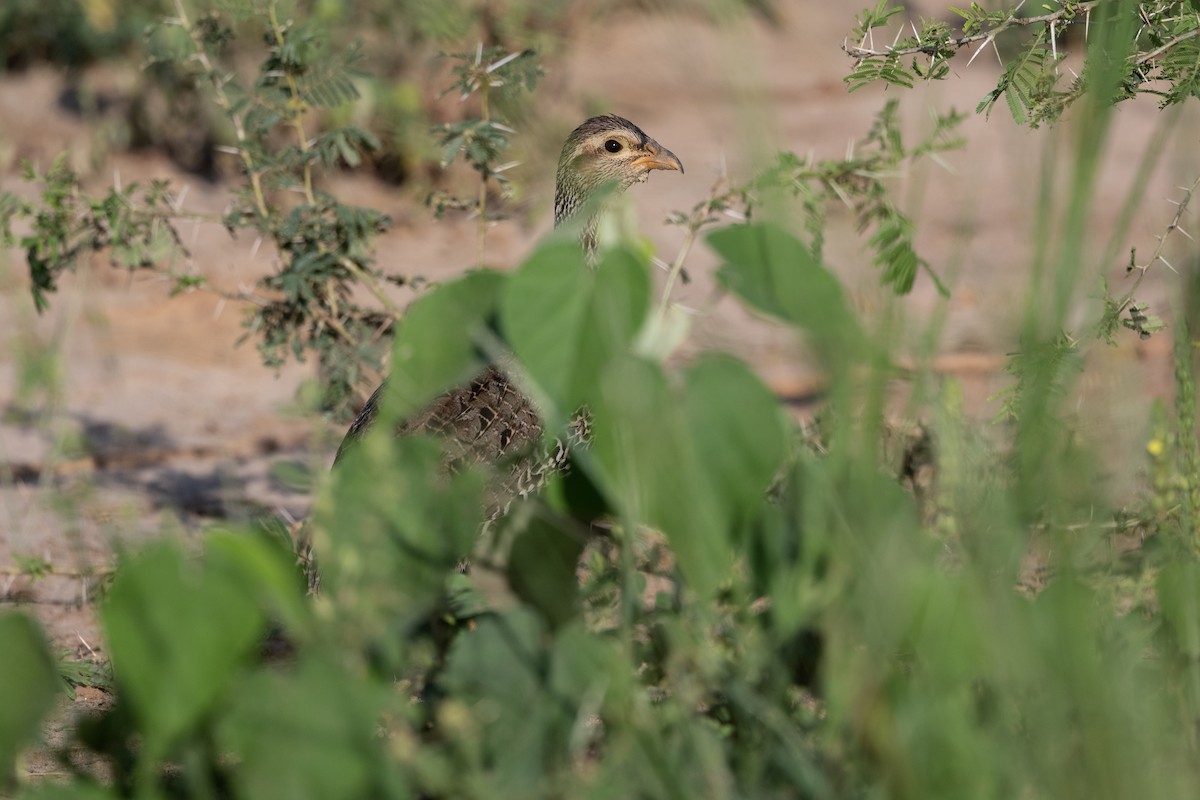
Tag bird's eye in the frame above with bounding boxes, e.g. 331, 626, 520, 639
604, 139, 623, 153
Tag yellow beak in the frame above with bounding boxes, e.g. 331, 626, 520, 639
633, 141, 684, 174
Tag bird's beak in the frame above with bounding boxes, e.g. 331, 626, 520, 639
633, 141, 684, 174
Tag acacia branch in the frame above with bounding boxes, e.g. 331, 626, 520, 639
171, 0, 271, 221
267, 0, 317, 207
843, 1, 1101, 61
1135, 26, 1200, 65
1122, 173, 1200, 304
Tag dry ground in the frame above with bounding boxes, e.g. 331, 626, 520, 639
0, 2, 1194, 771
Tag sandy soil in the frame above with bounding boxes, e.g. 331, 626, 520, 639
0, 1, 1194, 768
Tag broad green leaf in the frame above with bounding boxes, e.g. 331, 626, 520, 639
500, 241, 588, 407
589, 356, 729, 598
1158, 562, 1200, 659
708, 222, 861, 357
502, 243, 650, 415
0, 613, 58, 775
101, 542, 265, 759
205, 528, 312, 641
442, 608, 562, 788
384, 269, 504, 423
317, 435, 484, 627
684, 354, 788, 533
218, 656, 393, 800
550, 623, 632, 716
507, 518, 586, 630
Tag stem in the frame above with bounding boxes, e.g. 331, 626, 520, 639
1119, 172, 1200, 312
477, 86, 490, 267
172, 0, 270, 221
656, 224, 700, 319
268, 0, 316, 206
844, 1, 1102, 61
340, 257, 402, 317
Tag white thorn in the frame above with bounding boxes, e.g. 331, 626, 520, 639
487, 50, 522, 73
966, 36, 992, 67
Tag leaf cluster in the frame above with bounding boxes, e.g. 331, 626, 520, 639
746, 99, 963, 294
428, 46, 542, 231
7, 214, 1200, 796
846, 1, 1200, 127
0, 157, 190, 312
157, 0, 396, 415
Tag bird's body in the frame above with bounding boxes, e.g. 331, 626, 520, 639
333, 114, 682, 519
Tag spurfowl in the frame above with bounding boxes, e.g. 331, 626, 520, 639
316, 116, 681, 581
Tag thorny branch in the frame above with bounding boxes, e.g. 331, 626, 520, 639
658, 173, 749, 318
169, 0, 270, 221
843, 1, 1101, 61
1124, 173, 1200, 287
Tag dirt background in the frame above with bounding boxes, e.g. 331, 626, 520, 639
0, 0, 1194, 742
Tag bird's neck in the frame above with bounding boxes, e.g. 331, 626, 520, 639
554, 175, 612, 262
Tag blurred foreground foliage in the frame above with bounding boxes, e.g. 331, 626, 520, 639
4, 216, 1200, 797
5, 0, 1200, 796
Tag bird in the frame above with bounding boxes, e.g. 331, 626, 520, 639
307, 115, 682, 588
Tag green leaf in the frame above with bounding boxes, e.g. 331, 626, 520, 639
0, 613, 59, 775
100, 542, 265, 759
205, 529, 312, 641
218, 656, 392, 800
502, 243, 649, 415
684, 354, 788, 534
1158, 562, 1200, 659
590, 356, 729, 598
384, 270, 504, 423
442, 608, 562, 788
709, 222, 862, 359
317, 435, 485, 627
507, 518, 586, 630
549, 623, 632, 715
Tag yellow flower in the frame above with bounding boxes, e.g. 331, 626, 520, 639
83, 0, 116, 32
1147, 438, 1165, 457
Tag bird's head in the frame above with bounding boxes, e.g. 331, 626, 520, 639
554, 115, 683, 227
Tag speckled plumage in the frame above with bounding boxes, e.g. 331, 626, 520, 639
307, 116, 681, 588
